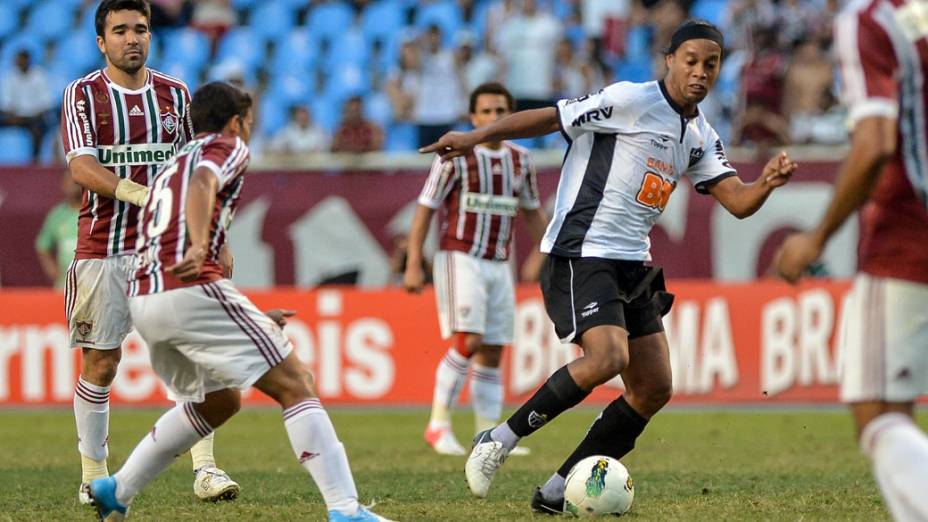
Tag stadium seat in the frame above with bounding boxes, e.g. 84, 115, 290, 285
0, 128, 35, 165
322, 62, 370, 103
38, 129, 59, 165
0, 4, 19, 42
310, 95, 342, 134
216, 28, 265, 69
0, 33, 47, 69
51, 30, 103, 76
206, 58, 257, 90
306, 1, 355, 46
614, 58, 652, 83
161, 28, 211, 70
414, 0, 462, 46
690, 0, 728, 28
257, 93, 291, 137
159, 60, 201, 91
361, 0, 406, 46
324, 26, 369, 69
232, 0, 261, 11
385, 123, 418, 152
248, 0, 297, 44
266, 70, 315, 108
363, 90, 393, 130
24, 0, 79, 43
270, 28, 319, 76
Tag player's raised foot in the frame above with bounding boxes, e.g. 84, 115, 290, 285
193, 467, 240, 501
424, 425, 467, 456
465, 429, 509, 498
509, 445, 532, 457
86, 477, 128, 521
327, 506, 395, 521
530, 486, 565, 515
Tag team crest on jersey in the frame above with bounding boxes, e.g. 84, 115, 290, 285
688, 147, 705, 167
161, 113, 178, 134
75, 321, 93, 340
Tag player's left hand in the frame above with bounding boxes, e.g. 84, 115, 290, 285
265, 309, 296, 327
419, 131, 479, 162
218, 243, 234, 278
762, 150, 798, 188
168, 243, 208, 282
774, 231, 824, 284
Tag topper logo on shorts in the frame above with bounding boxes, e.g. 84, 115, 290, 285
581, 302, 600, 318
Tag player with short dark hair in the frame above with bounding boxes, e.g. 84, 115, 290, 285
62, 0, 237, 504
405, 82, 546, 456
423, 20, 797, 512
776, 1, 928, 518
86, 81, 393, 522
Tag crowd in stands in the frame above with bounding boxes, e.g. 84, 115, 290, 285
0, 0, 846, 165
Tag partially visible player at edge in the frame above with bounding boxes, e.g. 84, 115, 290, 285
776, 0, 928, 519
60, 0, 237, 503
422, 20, 797, 513
85, 81, 394, 522
404, 82, 548, 456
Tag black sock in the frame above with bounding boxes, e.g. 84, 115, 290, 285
555, 395, 648, 477
505, 366, 590, 438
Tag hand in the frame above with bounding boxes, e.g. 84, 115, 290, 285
264, 308, 296, 327
218, 243, 234, 278
419, 131, 479, 162
762, 150, 798, 189
403, 264, 425, 294
774, 231, 825, 284
167, 243, 208, 282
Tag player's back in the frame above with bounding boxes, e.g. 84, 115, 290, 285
61, 68, 193, 260
130, 133, 249, 296
835, 0, 928, 284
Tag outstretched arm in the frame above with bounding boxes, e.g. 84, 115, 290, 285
420, 108, 561, 161
708, 151, 797, 219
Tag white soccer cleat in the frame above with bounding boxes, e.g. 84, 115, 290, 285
78, 483, 94, 505
465, 430, 509, 498
193, 467, 240, 501
424, 426, 467, 456
509, 445, 532, 457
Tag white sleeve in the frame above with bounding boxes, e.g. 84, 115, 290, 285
685, 126, 737, 194
417, 155, 457, 208
518, 151, 541, 210
555, 82, 629, 141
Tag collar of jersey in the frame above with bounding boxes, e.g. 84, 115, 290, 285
101, 68, 153, 95
658, 80, 698, 119
474, 144, 509, 157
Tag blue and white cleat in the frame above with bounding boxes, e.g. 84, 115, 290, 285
327, 505, 395, 521
85, 476, 129, 521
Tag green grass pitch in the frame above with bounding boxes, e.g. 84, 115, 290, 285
0, 407, 914, 521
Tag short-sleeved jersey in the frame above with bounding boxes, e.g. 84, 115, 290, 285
418, 142, 541, 261
835, 0, 928, 284
544, 80, 735, 260
61, 68, 194, 260
129, 134, 250, 296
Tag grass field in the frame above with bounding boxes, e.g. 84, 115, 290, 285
0, 407, 914, 521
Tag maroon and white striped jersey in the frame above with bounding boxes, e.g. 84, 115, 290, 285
418, 142, 541, 261
835, 0, 928, 284
61, 68, 194, 260
129, 134, 250, 296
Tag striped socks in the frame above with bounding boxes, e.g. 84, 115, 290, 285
74, 377, 110, 482
428, 348, 470, 429
114, 403, 213, 506
471, 363, 503, 432
283, 399, 360, 516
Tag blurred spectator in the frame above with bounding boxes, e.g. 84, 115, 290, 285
485, 0, 519, 51
332, 96, 383, 153
149, 0, 192, 29
1, 50, 52, 162
386, 39, 421, 123
553, 38, 607, 99
455, 32, 501, 94
782, 38, 840, 144
35, 171, 81, 289
413, 25, 464, 148
497, 0, 562, 111
723, 0, 777, 52
732, 25, 790, 157
270, 105, 330, 154
647, 0, 687, 59
191, 0, 237, 45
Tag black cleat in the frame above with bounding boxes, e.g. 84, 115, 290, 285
530, 487, 565, 515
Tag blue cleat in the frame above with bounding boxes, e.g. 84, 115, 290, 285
86, 476, 129, 521
327, 505, 395, 521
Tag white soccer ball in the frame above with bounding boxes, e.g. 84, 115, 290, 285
563, 455, 634, 517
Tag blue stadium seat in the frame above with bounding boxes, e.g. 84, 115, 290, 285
270, 28, 319, 76
76, 4, 97, 38
257, 93, 290, 137
248, 0, 297, 44
414, 0, 462, 46
690, 0, 728, 28
307, 1, 355, 46
361, 0, 406, 46
38, 129, 59, 165
266, 70, 315, 108
385, 123, 418, 152
51, 30, 103, 75
323, 62, 370, 103
0, 33, 47, 69
232, 0, 261, 10
363, 91, 393, 129
614, 58, 652, 83
311, 95, 342, 134
0, 4, 19, 42
206, 58, 258, 90
161, 28, 210, 70
324, 26, 369, 68
25, 0, 79, 43
158, 60, 201, 91
0, 128, 35, 165
216, 28, 264, 69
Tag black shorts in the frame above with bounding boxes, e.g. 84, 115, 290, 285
540, 255, 675, 343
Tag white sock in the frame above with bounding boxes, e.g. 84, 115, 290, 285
490, 422, 520, 451
861, 412, 928, 520
470, 363, 503, 433
114, 403, 212, 506
283, 399, 360, 516
428, 348, 470, 428
540, 472, 566, 501
190, 431, 217, 470
74, 377, 110, 482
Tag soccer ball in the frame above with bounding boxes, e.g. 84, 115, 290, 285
563, 456, 634, 517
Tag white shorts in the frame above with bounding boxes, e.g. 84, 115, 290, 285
432, 250, 514, 345
128, 279, 293, 403
840, 274, 928, 403
65, 255, 135, 350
